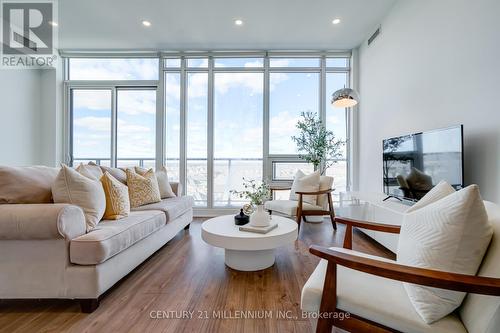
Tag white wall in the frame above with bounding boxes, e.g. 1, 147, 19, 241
39, 59, 64, 167
0, 64, 62, 167
0, 70, 42, 165
357, 0, 500, 203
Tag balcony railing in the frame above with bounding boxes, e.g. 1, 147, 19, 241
73, 157, 345, 207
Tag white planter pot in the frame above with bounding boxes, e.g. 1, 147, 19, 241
250, 204, 270, 227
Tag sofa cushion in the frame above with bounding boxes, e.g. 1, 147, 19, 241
52, 165, 106, 232
264, 200, 323, 216
70, 210, 166, 265
132, 196, 194, 222
135, 166, 176, 199
0, 165, 59, 204
155, 166, 176, 199
101, 171, 130, 220
98, 164, 127, 184
76, 163, 103, 181
301, 247, 467, 333
126, 169, 161, 208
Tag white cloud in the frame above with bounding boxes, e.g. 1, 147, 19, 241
74, 116, 110, 131
214, 73, 262, 95
269, 111, 301, 154
70, 59, 158, 80
73, 90, 110, 111
117, 90, 156, 115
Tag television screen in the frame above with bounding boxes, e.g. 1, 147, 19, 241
383, 125, 464, 201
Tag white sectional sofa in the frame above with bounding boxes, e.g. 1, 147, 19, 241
0, 166, 193, 312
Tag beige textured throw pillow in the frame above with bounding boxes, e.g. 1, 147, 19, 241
52, 165, 106, 232
101, 172, 130, 220
135, 166, 176, 198
76, 163, 103, 181
289, 170, 320, 205
126, 169, 161, 208
98, 165, 127, 184
397, 185, 493, 324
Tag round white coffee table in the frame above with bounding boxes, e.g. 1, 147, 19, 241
201, 215, 298, 271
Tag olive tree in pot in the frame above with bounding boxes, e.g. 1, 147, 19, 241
291, 111, 346, 175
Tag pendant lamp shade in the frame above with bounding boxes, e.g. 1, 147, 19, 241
331, 88, 359, 108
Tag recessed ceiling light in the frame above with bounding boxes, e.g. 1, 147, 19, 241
332, 18, 341, 25
142, 20, 152, 27
234, 19, 243, 26
49, 21, 58, 27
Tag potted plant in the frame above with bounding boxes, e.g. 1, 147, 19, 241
291, 111, 346, 175
231, 178, 271, 227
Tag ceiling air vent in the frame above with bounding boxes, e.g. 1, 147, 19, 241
367, 26, 381, 46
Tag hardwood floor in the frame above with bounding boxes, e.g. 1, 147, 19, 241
0, 218, 394, 333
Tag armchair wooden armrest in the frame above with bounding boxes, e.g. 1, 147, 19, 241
269, 186, 291, 191
310, 245, 500, 295
295, 188, 334, 195
309, 245, 500, 332
335, 217, 401, 249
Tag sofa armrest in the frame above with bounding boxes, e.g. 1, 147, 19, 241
0, 204, 86, 240
170, 182, 183, 196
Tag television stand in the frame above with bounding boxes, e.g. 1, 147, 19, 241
383, 195, 403, 202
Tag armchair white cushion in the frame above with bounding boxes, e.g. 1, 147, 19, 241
265, 174, 334, 216
301, 247, 467, 333
265, 200, 323, 217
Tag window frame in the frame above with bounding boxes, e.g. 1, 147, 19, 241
65, 79, 159, 168
63, 51, 352, 210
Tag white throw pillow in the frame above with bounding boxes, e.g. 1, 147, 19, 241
156, 166, 176, 198
397, 185, 493, 323
289, 170, 320, 205
406, 180, 455, 213
52, 165, 106, 232
76, 163, 103, 181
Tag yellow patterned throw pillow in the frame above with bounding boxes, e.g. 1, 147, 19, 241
126, 168, 161, 208
101, 171, 130, 220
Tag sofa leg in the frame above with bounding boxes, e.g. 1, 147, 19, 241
184, 223, 190, 230
79, 298, 100, 313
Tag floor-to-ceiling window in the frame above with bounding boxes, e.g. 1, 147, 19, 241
213, 71, 264, 207
66, 52, 351, 210
67, 57, 159, 168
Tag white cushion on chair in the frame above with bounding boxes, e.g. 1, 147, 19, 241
301, 247, 467, 333
316, 176, 334, 209
289, 170, 320, 205
264, 200, 323, 216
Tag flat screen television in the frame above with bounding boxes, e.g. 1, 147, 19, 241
383, 125, 464, 202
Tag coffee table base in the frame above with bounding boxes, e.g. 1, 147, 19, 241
224, 249, 275, 271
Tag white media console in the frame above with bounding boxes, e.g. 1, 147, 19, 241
337, 192, 412, 253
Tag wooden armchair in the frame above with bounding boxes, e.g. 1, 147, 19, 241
301, 207, 500, 333
265, 184, 336, 233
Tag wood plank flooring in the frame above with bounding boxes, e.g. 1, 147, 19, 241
0, 218, 394, 333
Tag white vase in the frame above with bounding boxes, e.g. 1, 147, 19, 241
250, 204, 270, 227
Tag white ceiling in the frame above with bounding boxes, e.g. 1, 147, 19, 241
58, 0, 397, 50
